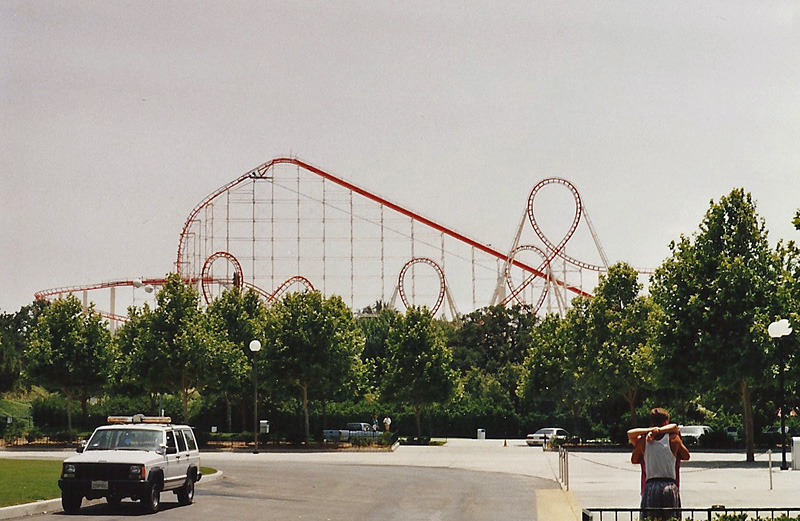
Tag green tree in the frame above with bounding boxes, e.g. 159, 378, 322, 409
560, 296, 595, 421
650, 189, 778, 461
204, 337, 250, 432
785, 205, 800, 396
0, 321, 21, 393
206, 288, 266, 431
518, 299, 597, 435
0, 300, 48, 393
382, 306, 457, 436
517, 313, 570, 415
114, 273, 215, 421
26, 295, 112, 432
264, 291, 364, 442
583, 263, 660, 427
775, 240, 800, 419
358, 304, 401, 395
449, 305, 536, 410
113, 304, 163, 402
0, 315, 22, 394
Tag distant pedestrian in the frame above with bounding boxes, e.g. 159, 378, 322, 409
372, 414, 379, 431
383, 416, 392, 432
627, 408, 690, 521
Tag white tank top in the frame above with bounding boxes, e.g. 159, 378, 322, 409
644, 433, 676, 480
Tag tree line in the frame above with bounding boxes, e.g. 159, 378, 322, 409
1, 189, 799, 460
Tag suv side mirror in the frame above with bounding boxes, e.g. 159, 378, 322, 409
156, 444, 167, 456
77, 440, 87, 453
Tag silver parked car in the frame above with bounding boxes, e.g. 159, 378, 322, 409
678, 425, 710, 445
526, 427, 569, 446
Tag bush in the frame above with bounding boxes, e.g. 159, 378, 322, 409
713, 516, 800, 521
349, 436, 377, 447
699, 427, 735, 448
53, 430, 77, 443
546, 436, 569, 450
30, 395, 68, 431
346, 432, 394, 447
25, 427, 43, 443
2, 421, 25, 443
400, 436, 431, 445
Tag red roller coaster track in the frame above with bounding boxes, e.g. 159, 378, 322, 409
36, 156, 619, 323
176, 157, 591, 300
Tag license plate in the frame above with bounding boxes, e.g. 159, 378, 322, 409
91, 481, 108, 490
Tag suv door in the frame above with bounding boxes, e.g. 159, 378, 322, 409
164, 429, 184, 489
181, 428, 200, 474
175, 429, 191, 480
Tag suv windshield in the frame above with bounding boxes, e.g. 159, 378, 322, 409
86, 428, 163, 451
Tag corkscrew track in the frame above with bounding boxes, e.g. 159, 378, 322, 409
501, 177, 610, 309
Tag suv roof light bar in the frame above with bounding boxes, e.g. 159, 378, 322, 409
107, 415, 172, 424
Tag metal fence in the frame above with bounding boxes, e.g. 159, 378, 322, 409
582, 507, 800, 521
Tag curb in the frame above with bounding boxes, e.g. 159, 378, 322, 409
0, 499, 62, 521
0, 471, 223, 520
535, 488, 582, 521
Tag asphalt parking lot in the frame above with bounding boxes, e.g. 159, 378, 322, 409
3, 439, 800, 520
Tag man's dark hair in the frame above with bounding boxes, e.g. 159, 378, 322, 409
650, 407, 670, 426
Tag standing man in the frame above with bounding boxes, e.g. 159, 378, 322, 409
627, 408, 690, 521
383, 415, 392, 432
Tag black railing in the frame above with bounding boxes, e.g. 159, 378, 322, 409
582, 507, 800, 521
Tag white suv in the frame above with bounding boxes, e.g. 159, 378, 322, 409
58, 415, 202, 514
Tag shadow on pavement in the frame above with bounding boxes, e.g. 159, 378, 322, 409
56, 500, 185, 516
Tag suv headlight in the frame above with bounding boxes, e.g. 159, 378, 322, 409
129, 465, 145, 480
62, 463, 76, 478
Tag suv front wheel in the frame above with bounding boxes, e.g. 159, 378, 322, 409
61, 492, 82, 514
143, 483, 160, 514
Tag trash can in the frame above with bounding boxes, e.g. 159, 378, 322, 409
259, 420, 270, 434
477, 428, 486, 440
792, 437, 800, 470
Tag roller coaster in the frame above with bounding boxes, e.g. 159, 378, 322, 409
35, 157, 628, 326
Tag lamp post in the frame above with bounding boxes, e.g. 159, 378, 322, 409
132, 279, 154, 306
249, 339, 262, 454
768, 318, 793, 470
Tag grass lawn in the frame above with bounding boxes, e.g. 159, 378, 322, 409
0, 398, 33, 432
0, 460, 217, 508
0, 459, 61, 507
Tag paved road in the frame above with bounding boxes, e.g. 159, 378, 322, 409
202, 460, 555, 521
25, 463, 554, 521
4, 441, 573, 521
6, 440, 800, 520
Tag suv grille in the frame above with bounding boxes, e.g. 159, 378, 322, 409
74, 463, 134, 480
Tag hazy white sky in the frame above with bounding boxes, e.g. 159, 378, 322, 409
1, 1, 799, 314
